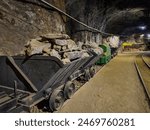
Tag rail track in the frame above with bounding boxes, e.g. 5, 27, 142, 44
135, 54, 150, 102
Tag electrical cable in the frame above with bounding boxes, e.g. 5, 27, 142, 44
39, 0, 129, 37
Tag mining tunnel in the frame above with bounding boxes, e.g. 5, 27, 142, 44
0, 0, 150, 113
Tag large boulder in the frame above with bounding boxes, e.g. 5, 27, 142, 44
25, 39, 51, 56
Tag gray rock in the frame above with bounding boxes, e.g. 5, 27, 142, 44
89, 42, 99, 48
64, 51, 85, 60
49, 49, 61, 59
67, 39, 79, 50
53, 45, 62, 51
41, 33, 70, 40
91, 48, 103, 55
81, 52, 90, 58
25, 39, 51, 56
54, 39, 68, 46
62, 46, 67, 50
62, 58, 71, 64
77, 41, 84, 50
43, 47, 51, 55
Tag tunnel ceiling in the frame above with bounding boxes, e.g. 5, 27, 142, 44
66, 0, 150, 36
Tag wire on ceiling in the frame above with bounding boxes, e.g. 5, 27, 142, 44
39, 0, 129, 37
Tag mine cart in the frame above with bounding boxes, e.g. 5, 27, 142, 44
0, 54, 90, 112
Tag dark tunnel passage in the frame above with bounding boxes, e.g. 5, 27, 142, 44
65, 0, 150, 37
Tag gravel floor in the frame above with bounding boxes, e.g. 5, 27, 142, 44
59, 53, 150, 113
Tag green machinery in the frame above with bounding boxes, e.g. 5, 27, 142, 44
97, 44, 111, 64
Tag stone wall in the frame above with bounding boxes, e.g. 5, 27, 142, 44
65, 0, 112, 44
0, 0, 66, 55
65, 0, 147, 42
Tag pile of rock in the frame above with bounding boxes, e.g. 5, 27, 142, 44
81, 42, 103, 55
24, 34, 90, 64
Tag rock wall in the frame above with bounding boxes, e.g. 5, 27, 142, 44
65, 0, 113, 44
0, 0, 66, 55
65, 0, 147, 42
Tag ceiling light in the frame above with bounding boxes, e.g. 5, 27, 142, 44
138, 26, 147, 30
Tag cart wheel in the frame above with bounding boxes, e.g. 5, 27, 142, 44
64, 81, 76, 99
89, 66, 96, 77
49, 89, 64, 111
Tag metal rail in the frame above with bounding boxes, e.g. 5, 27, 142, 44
142, 55, 150, 69
134, 55, 150, 101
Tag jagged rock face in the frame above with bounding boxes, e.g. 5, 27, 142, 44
0, 0, 66, 55
0, 0, 149, 55
66, 0, 150, 38
65, 0, 106, 43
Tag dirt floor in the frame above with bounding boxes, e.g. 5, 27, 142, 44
59, 53, 150, 113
